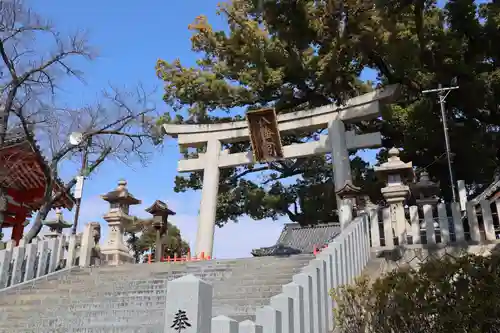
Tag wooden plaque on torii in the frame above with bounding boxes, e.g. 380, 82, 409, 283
246, 108, 284, 162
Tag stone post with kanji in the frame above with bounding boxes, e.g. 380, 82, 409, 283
375, 148, 414, 246
100, 179, 141, 265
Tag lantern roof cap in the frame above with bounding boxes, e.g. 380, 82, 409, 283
335, 180, 361, 198
145, 200, 176, 216
374, 147, 414, 180
101, 179, 141, 205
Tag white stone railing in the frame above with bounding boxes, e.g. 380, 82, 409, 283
164, 214, 371, 333
369, 199, 500, 249
0, 234, 77, 289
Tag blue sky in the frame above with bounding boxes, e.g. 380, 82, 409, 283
7, 0, 380, 258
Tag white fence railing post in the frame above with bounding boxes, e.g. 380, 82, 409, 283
270, 294, 294, 333
255, 306, 281, 333
239, 320, 263, 333
66, 234, 77, 268
317, 250, 334, 331
466, 201, 481, 242
283, 282, 305, 333
437, 203, 449, 243
409, 205, 419, 244
292, 273, 313, 333
56, 234, 66, 268
423, 204, 435, 245
382, 208, 393, 248
302, 259, 325, 333
369, 209, 380, 248
24, 239, 38, 281
480, 200, 495, 241
11, 239, 26, 285
0, 240, 14, 288
451, 202, 464, 242
36, 240, 49, 278
48, 238, 59, 273
212, 316, 239, 333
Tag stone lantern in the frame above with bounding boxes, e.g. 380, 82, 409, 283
410, 170, 440, 207
42, 209, 72, 239
374, 147, 414, 245
335, 180, 361, 219
145, 200, 176, 262
100, 179, 141, 265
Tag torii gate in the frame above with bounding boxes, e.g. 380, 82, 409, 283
163, 85, 399, 257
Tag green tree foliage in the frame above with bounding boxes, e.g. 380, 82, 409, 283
124, 219, 190, 262
332, 252, 500, 333
156, 0, 500, 226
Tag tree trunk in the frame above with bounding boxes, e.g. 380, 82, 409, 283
24, 204, 51, 243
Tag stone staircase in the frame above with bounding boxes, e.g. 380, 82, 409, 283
0, 254, 313, 333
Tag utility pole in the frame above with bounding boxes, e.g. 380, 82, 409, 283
71, 147, 89, 235
68, 132, 91, 235
422, 83, 459, 202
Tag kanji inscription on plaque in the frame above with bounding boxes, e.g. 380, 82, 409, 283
246, 108, 284, 162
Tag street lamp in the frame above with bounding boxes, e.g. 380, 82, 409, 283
68, 132, 91, 235
422, 83, 459, 203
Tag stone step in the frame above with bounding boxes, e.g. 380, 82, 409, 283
3, 300, 266, 327
212, 300, 270, 315
0, 286, 281, 313
64, 267, 304, 280
0, 319, 166, 332
0, 285, 283, 308
83, 258, 313, 273
0, 326, 165, 333
2, 270, 299, 298
5, 296, 270, 320
100, 255, 313, 268
43, 267, 302, 284
6, 266, 303, 292
3, 281, 284, 299
0, 254, 313, 332
1, 259, 311, 291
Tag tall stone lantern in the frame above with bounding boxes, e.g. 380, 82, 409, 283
145, 200, 176, 262
100, 179, 141, 265
410, 171, 440, 207
374, 147, 414, 245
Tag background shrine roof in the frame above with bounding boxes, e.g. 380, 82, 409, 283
471, 171, 500, 205
252, 222, 340, 256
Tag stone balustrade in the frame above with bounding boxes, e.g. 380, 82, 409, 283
0, 234, 74, 289
163, 214, 371, 333
369, 199, 500, 249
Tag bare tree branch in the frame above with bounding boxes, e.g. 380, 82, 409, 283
0, 1, 162, 242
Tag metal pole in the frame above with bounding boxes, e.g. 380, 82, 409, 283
71, 142, 89, 235
438, 84, 458, 203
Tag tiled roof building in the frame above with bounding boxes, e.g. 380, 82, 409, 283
251, 222, 340, 257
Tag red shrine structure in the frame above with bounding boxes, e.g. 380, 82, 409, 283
0, 129, 74, 245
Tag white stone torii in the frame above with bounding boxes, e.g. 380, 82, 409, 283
163, 85, 399, 257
